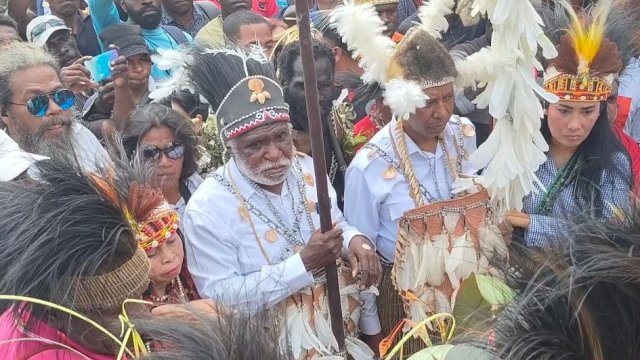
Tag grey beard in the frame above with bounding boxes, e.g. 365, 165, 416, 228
13, 115, 74, 158
234, 154, 292, 187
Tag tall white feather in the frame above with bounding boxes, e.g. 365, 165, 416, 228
330, 1, 396, 85
454, 0, 559, 214
416, 0, 456, 40
149, 48, 193, 101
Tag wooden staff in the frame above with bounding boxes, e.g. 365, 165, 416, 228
294, 0, 346, 353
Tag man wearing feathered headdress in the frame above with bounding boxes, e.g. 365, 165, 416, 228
330, 0, 512, 354
154, 44, 382, 359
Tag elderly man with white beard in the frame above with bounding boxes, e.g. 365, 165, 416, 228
179, 46, 382, 358
0, 42, 109, 171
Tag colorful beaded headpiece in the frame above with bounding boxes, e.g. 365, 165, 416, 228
543, 3, 623, 102
135, 203, 180, 251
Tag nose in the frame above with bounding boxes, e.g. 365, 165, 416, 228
45, 96, 64, 117
263, 142, 282, 161
159, 246, 175, 265
156, 152, 174, 167
129, 61, 142, 74
566, 114, 581, 131
432, 100, 447, 119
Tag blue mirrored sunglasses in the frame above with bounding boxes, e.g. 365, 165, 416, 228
9, 89, 75, 117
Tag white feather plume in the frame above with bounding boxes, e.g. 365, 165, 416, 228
149, 48, 193, 101
416, 0, 456, 40
330, 0, 395, 85
456, 0, 560, 214
382, 79, 428, 120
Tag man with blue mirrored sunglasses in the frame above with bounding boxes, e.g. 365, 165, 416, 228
0, 42, 109, 171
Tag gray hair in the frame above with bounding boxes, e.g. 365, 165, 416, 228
0, 42, 60, 108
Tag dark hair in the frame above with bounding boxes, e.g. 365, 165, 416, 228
313, 12, 351, 56
169, 89, 210, 120
137, 308, 287, 360
122, 104, 199, 180
541, 102, 632, 215
0, 155, 141, 327
475, 207, 640, 359
223, 10, 269, 43
0, 14, 18, 32
276, 39, 336, 86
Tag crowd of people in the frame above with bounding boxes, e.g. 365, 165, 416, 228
0, 0, 640, 359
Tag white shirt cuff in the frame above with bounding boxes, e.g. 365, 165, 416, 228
280, 253, 315, 293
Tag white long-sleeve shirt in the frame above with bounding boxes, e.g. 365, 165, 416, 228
344, 116, 477, 263
182, 153, 380, 333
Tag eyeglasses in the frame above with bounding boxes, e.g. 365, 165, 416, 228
138, 142, 185, 161
30, 18, 67, 39
9, 89, 75, 117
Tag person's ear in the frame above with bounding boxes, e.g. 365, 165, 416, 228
0, 105, 10, 127
332, 47, 342, 62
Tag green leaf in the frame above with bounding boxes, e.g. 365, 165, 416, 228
451, 273, 515, 334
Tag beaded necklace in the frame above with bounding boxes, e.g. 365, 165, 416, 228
149, 277, 187, 303
213, 159, 316, 264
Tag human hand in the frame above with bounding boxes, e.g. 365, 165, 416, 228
347, 235, 381, 288
300, 222, 343, 271
94, 82, 115, 114
108, 49, 129, 88
60, 56, 97, 94
505, 210, 530, 230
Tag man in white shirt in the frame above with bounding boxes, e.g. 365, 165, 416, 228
179, 47, 381, 358
0, 42, 108, 172
343, 27, 478, 354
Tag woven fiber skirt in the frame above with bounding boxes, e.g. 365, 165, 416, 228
378, 264, 425, 357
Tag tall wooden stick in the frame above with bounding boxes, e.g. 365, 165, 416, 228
294, 1, 346, 353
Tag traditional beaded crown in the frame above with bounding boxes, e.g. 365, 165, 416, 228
543, 4, 622, 102
135, 203, 180, 251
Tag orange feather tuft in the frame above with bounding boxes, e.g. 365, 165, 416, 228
127, 182, 164, 222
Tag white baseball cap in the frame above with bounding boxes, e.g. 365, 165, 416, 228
26, 15, 71, 48
0, 131, 48, 181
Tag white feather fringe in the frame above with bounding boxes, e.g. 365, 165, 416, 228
330, 0, 395, 85
454, 0, 560, 214
382, 79, 428, 120
416, 0, 456, 40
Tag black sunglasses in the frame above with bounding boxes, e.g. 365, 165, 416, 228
9, 89, 75, 117
138, 142, 185, 161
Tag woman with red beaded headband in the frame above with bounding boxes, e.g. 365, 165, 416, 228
134, 199, 201, 305
504, 1, 635, 248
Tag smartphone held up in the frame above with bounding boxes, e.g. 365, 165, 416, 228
84, 49, 118, 83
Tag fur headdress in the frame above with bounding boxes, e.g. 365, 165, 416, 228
330, 0, 457, 119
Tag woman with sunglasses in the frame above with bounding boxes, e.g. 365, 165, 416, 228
123, 104, 203, 218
